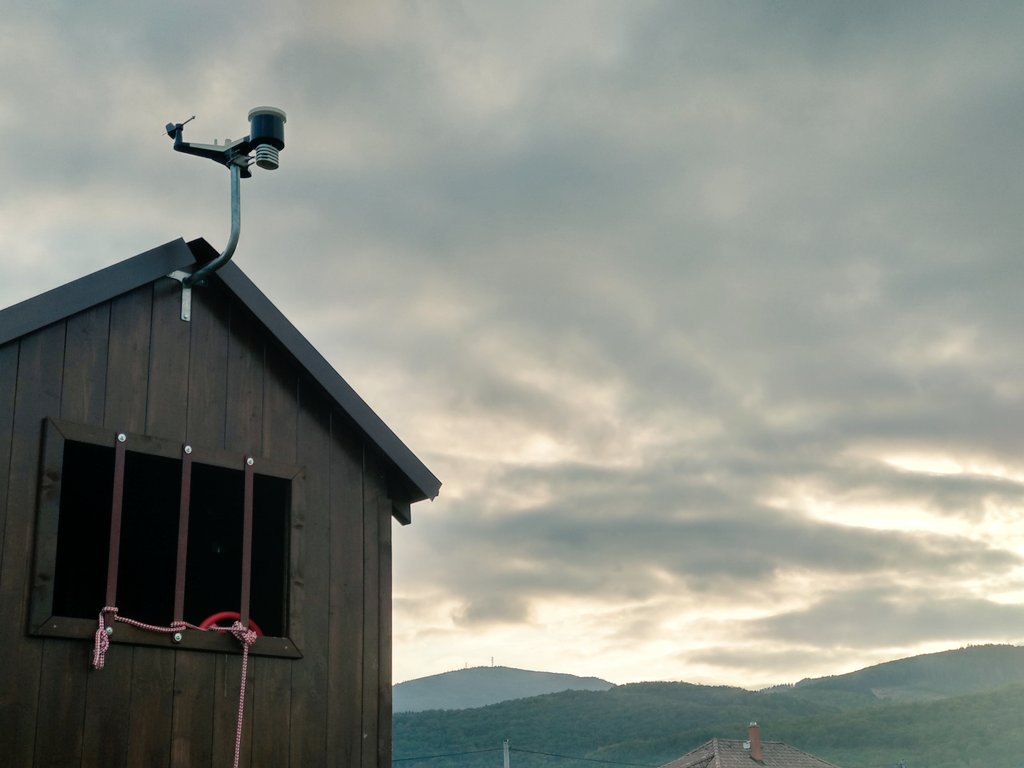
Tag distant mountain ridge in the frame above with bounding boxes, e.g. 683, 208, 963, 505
788, 643, 1024, 701
393, 665, 614, 712
393, 644, 1024, 768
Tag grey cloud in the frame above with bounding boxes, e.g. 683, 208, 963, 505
684, 646, 853, 681
807, 463, 1024, 521
10, 1, 1024, 684
452, 596, 532, 627
746, 586, 1024, 648
411, 465, 1020, 627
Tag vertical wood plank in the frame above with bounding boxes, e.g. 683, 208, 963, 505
210, 304, 267, 768
328, 421, 365, 767
0, 323, 66, 765
126, 647, 176, 768
170, 647, 215, 768
249, 657, 292, 767
60, 303, 111, 425
103, 285, 154, 435
250, 344, 298, 766
132, 276, 193, 768
224, 308, 264, 455
210, 654, 249, 768
33, 304, 111, 766
147, 275, 191, 442
378, 489, 394, 768
289, 385, 332, 768
184, 285, 230, 450
80, 285, 156, 768
260, 345, 298, 465
360, 450, 383, 768
171, 285, 230, 768
0, 343, 21, 627
34, 639, 92, 767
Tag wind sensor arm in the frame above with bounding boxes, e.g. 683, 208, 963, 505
165, 107, 286, 176
164, 107, 286, 316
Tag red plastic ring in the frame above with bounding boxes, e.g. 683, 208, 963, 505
198, 611, 264, 637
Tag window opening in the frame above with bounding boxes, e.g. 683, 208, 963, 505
251, 474, 290, 637
46, 425, 292, 642
184, 462, 245, 628
118, 450, 181, 624
53, 441, 113, 620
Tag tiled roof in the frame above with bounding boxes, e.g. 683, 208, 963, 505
661, 739, 844, 768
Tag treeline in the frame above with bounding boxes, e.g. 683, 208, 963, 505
394, 645, 1024, 768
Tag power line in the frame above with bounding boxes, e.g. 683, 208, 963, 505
395, 748, 504, 763
510, 746, 660, 767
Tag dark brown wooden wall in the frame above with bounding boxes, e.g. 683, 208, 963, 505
0, 278, 395, 767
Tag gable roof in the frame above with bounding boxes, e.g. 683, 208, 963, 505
661, 739, 844, 768
0, 237, 441, 515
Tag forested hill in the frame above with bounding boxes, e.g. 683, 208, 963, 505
394, 644, 1024, 768
394, 666, 614, 712
787, 643, 1024, 701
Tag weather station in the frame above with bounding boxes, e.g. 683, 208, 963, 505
165, 106, 287, 320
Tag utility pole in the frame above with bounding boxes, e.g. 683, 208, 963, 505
504, 740, 510, 768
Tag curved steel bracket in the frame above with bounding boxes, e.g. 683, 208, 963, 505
184, 162, 242, 288
165, 161, 242, 320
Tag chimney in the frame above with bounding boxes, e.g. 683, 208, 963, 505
748, 722, 762, 762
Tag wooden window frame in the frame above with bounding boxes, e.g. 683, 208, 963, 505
30, 418, 303, 659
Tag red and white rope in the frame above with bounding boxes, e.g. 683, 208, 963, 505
229, 621, 258, 768
93, 607, 258, 768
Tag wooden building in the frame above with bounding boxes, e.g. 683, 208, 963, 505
0, 237, 441, 767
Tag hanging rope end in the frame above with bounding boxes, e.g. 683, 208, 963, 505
91, 606, 118, 670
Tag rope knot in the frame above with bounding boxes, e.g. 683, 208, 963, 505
92, 607, 118, 670
230, 620, 258, 648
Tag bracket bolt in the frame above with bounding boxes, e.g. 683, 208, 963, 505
105, 626, 114, 636
117, 433, 127, 443
246, 457, 254, 466
184, 445, 192, 455
173, 632, 183, 643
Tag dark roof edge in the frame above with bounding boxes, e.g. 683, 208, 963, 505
204, 246, 442, 505
0, 237, 440, 507
0, 239, 196, 347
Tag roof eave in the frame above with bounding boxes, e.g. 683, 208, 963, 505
0, 238, 196, 347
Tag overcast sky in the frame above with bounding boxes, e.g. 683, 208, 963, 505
4, 1, 1024, 689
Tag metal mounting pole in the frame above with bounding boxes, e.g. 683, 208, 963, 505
186, 161, 243, 288
167, 161, 243, 320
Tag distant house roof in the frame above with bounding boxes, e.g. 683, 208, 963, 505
661, 738, 844, 768
0, 237, 441, 515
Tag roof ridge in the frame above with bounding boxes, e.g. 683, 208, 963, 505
0, 237, 441, 510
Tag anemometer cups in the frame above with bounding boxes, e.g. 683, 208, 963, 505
247, 106, 287, 170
